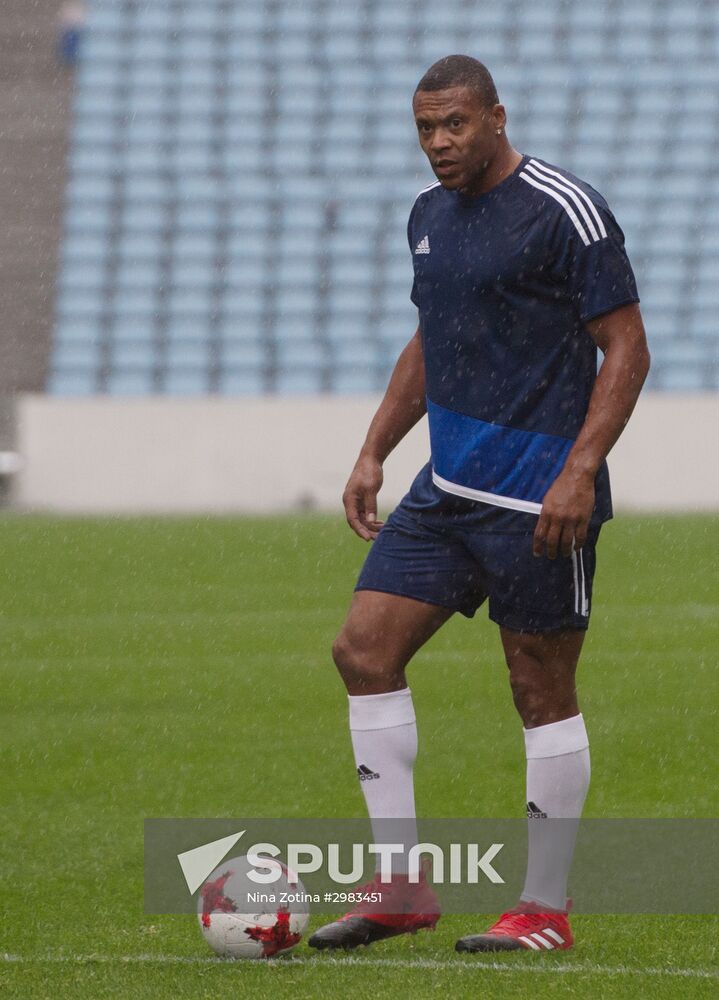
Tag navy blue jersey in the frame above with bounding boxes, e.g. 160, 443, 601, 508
406, 153, 639, 529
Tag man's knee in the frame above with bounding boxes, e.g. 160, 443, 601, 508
331, 629, 360, 674
508, 665, 553, 725
504, 632, 580, 727
331, 591, 451, 694
332, 626, 391, 686
331, 617, 409, 692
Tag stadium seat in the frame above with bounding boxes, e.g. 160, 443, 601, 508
325, 6, 364, 32
48, 370, 99, 395
275, 368, 325, 394
61, 260, 106, 289
176, 204, 221, 234
221, 290, 265, 320
112, 290, 158, 319
332, 340, 380, 367
218, 369, 267, 395
166, 286, 212, 321
116, 263, 162, 290
375, 6, 414, 30
163, 319, 211, 345
275, 289, 319, 318
332, 367, 381, 394
130, 37, 172, 61
644, 313, 678, 342
221, 340, 266, 367
172, 234, 216, 262
132, 6, 173, 31
168, 262, 214, 289
275, 341, 326, 371
326, 318, 371, 344
52, 340, 102, 370
280, 203, 324, 232
224, 36, 266, 62
109, 319, 156, 344
163, 370, 211, 395
656, 366, 709, 391
87, 7, 125, 31
327, 288, 372, 316
330, 260, 376, 287
106, 370, 156, 395
110, 342, 157, 368
276, 260, 321, 288
57, 288, 104, 320
215, 305, 262, 337
688, 312, 719, 339
55, 318, 103, 345
166, 341, 211, 369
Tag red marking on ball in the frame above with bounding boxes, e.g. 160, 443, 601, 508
200, 871, 236, 928
244, 907, 302, 957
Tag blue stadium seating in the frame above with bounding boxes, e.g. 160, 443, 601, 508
51, 0, 719, 395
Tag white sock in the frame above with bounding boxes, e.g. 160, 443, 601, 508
521, 713, 590, 911
348, 688, 418, 876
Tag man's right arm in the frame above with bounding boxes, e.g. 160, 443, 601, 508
343, 327, 426, 540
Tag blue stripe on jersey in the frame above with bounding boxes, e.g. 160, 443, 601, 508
427, 397, 574, 509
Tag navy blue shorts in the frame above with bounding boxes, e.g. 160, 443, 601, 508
355, 506, 600, 633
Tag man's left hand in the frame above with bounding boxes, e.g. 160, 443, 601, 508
533, 470, 595, 559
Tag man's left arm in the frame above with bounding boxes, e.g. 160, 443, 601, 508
533, 302, 651, 559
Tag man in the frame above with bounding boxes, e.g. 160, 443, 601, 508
309, 55, 650, 954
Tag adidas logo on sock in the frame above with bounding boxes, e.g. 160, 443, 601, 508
527, 801, 548, 819
414, 234, 430, 254
357, 764, 380, 781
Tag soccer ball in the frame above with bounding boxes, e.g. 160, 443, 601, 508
197, 854, 310, 959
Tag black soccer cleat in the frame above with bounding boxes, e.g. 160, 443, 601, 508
308, 873, 440, 951
308, 916, 411, 950
455, 932, 524, 953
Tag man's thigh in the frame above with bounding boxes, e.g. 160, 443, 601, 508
461, 528, 601, 634
355, 517, 488, 619
338, 589, 454, 672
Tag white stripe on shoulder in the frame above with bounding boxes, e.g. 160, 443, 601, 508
412, 180, 441, 204
519, 171, 591, 246
524, 162, 600, 242
529, 159, 607, 238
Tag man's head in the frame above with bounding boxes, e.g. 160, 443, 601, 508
413, 55, 507, 194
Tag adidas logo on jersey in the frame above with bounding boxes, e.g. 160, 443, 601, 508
527, 801, 548, 818
414, 234, 430, 254
357, 764, 380, 781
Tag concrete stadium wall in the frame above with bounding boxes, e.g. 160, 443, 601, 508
13, 393, 719, 515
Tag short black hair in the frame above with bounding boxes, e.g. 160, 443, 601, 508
414, 55, 499, 107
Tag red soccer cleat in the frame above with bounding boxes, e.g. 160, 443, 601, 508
308, 871, 440, 950
455, 901, 573, 953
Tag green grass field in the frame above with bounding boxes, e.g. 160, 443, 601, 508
1, 513, 718, 999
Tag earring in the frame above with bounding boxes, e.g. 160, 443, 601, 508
496, 128, 503, 135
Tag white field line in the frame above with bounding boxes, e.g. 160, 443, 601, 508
2, 954, 718, 980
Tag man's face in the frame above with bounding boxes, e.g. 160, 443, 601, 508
412, 86, 504, 193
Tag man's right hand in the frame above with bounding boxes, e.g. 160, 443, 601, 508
341, 327, 425, 541
342, 454, 385, 541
